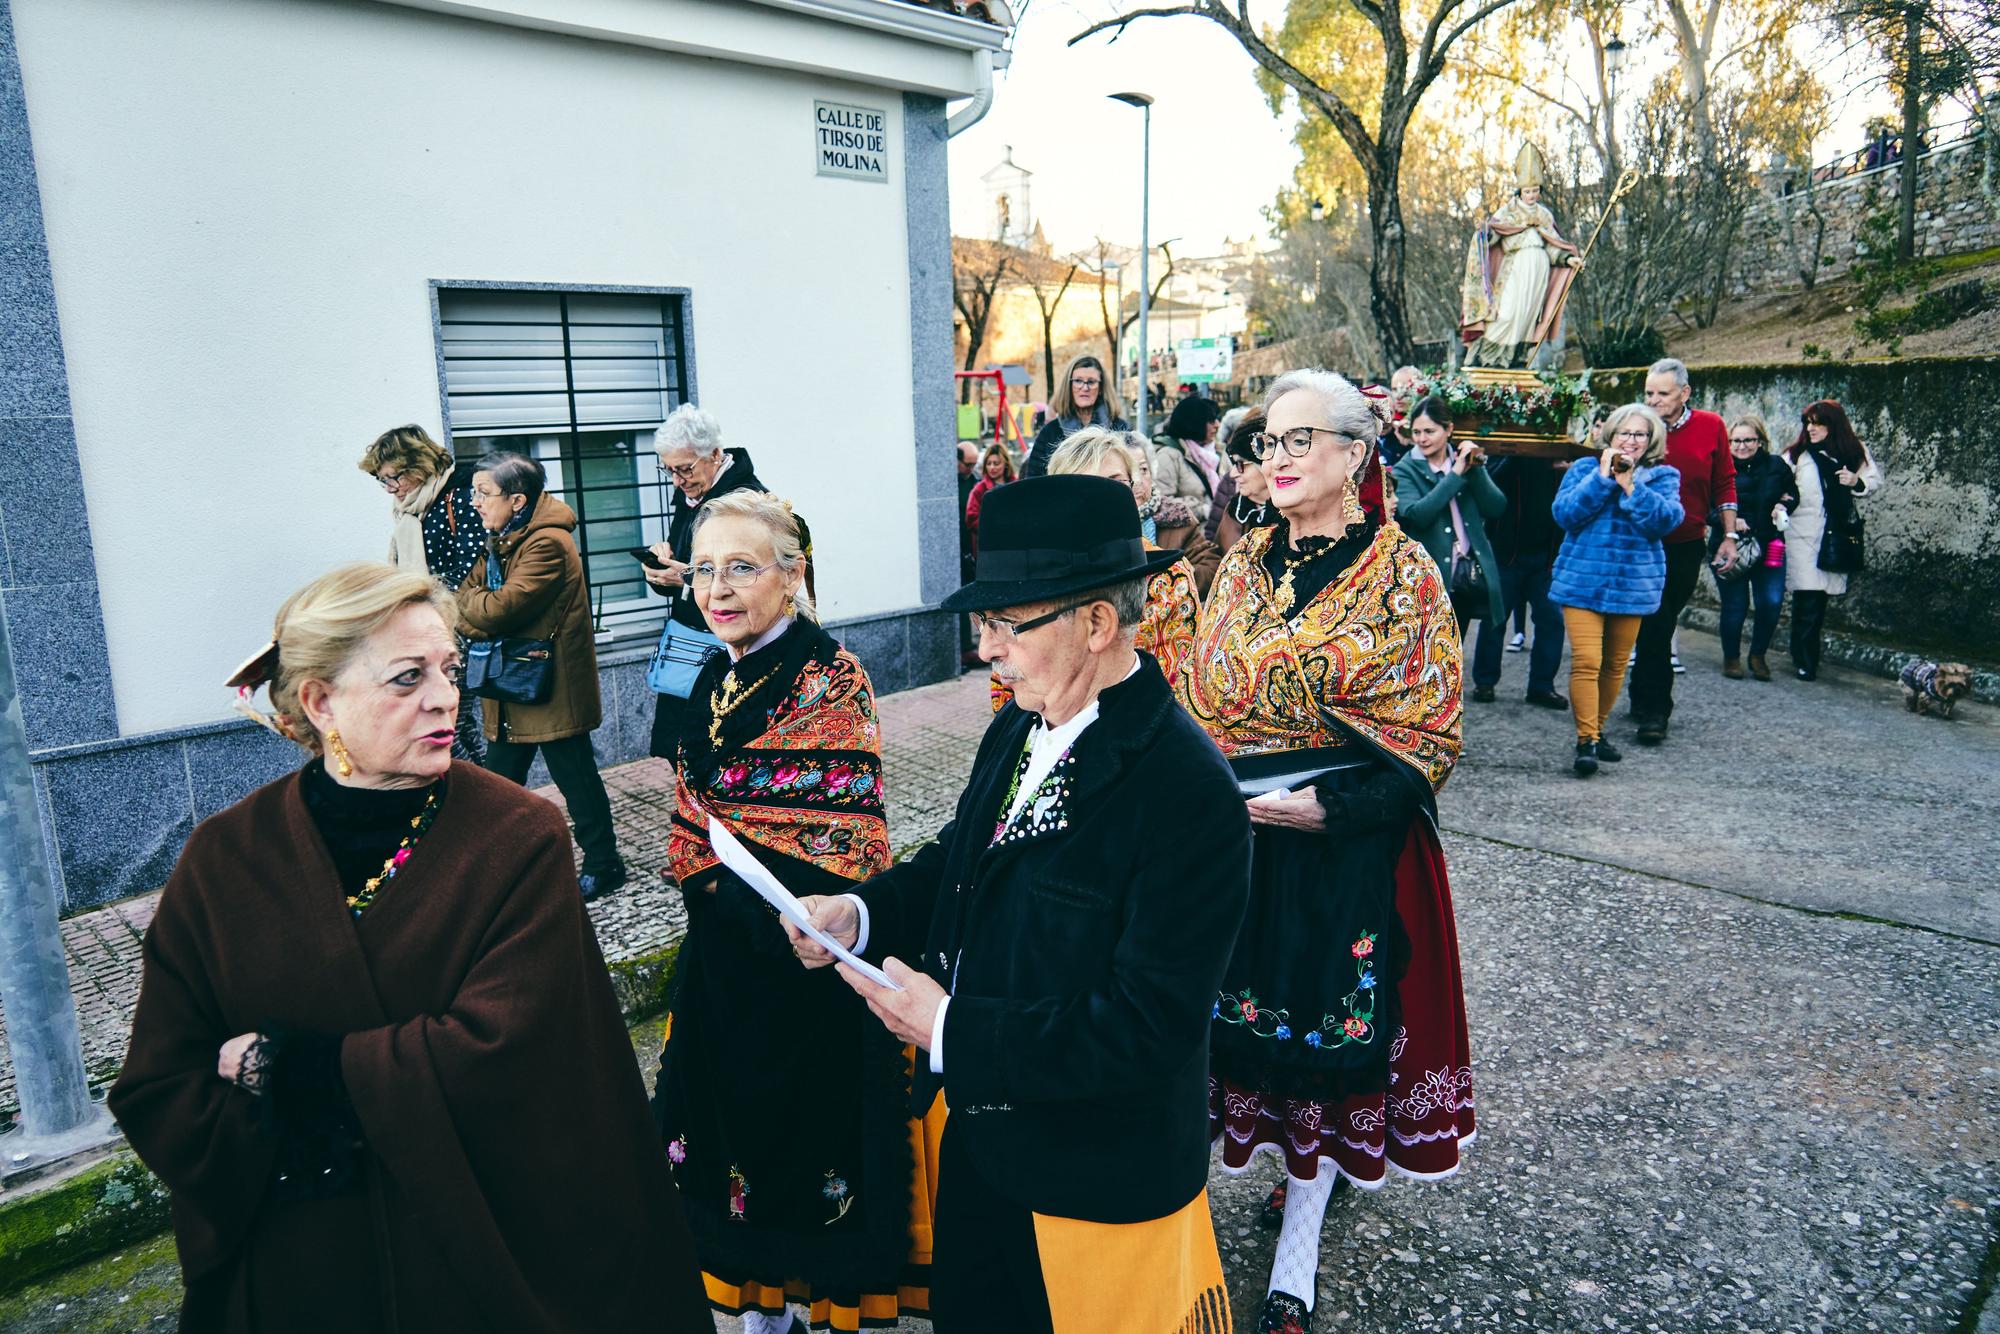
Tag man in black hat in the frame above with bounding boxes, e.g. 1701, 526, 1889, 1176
789, 474, 1252, 1333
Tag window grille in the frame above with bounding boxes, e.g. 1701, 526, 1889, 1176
436, 286, 691, 635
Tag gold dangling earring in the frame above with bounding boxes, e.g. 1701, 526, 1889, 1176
1341, 471, 1366, 526
784, 594, 798, 618
327, 729, 354, 779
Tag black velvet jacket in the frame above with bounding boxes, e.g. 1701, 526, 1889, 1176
856, 654, 1251, 1225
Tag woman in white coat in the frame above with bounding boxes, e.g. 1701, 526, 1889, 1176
1784, 400, 1883, 680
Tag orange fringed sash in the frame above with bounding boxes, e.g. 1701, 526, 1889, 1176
669, 650, 892, 885
1032, 1190, 1232, 1334
1178, 523, 1462, 791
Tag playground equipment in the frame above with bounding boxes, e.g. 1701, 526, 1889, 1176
956, 366, 1034, 465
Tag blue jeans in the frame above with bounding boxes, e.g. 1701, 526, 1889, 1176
1716, 562, 1786, 660
1474, 560, 1563, 693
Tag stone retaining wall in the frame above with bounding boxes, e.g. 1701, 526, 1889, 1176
1730, 141, 1999, 297
1591, 358, 1999, 663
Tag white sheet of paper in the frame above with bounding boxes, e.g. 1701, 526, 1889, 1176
706, 817, 902, 991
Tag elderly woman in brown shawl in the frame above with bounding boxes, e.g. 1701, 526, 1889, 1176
108, 562, 706, 1334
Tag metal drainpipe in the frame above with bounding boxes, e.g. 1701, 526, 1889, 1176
947, 48, 995, 138
0, 587, 115, 1176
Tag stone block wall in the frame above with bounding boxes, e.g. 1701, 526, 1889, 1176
1591, 358, 1999, 663
1729, 141, 2000, 297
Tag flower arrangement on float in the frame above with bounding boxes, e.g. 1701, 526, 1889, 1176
1388, 367, 1597, 445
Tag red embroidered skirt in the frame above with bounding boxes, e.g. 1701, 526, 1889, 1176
1209, 825, 1474, 1187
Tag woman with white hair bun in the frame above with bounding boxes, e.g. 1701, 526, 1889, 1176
1178, 368, 1474, 1334
646, 403, 767, 759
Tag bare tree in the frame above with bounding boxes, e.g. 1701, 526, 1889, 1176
1092, 239, 1177, 393
952, 238, 1016, 404
1073, 0, 1532, 365
1029, 261, 1080, 394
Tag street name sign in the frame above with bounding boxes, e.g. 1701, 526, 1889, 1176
815, 101, 889, 183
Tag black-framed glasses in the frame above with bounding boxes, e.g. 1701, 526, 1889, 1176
1250, 426, 1349, 461
660, 459, 707, 480
690, 559, 777, 589
1070, 375, 1103, 388
975, 601, 1085, 641
376, 468, 410, 490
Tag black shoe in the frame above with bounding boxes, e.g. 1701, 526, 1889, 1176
1524, 689, 1569, 710
1573, 741, 1599, 777
1258, 1290, 1313, 1334
1635, 718, 1667, 746
1471, 685, 1496, 703
1259, 1180, 1287, 1228
1796, 668, 1817, 681
579, 865, 628, 901
1595, 739, 1623, 762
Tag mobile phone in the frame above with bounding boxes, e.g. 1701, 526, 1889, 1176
629, 546, 668, 570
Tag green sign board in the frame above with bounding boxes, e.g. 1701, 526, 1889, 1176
1176, 337, 1233, 383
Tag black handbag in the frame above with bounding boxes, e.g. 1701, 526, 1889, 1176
464, 542, 556, 705
1817, 510, 1865, 574
464, 637, 554, 704
1448, 549, 1488, 617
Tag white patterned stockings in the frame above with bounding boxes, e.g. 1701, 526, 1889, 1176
1268, 1169, 1338, 1310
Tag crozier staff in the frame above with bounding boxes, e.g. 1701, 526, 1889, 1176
793, 475, 1251, 1334
109, 562, 706, 1333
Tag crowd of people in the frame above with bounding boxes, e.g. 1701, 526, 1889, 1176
107, 348, 1879, 1334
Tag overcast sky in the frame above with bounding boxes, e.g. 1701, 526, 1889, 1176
945, 1, 1299, 258
944, 1, 1902, 261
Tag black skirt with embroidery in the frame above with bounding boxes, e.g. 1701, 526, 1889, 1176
1209, 754, 1422, 1102
651, 846, 917, 1304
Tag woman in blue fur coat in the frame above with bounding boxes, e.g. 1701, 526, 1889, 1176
1549, 404, 1685, 776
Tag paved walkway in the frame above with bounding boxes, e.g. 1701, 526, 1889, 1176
4, 632, 1998, 1332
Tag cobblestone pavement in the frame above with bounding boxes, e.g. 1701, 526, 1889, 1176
7, 636, 2000, 1333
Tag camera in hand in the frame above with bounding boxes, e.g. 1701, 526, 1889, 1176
1610, 454, 1634, 475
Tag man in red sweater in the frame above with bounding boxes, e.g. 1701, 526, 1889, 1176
1630, 358, 1737, 744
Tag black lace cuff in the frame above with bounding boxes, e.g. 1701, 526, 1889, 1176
1311, 766, 1422, 835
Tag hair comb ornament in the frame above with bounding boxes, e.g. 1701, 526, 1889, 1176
226, 641, 291, 739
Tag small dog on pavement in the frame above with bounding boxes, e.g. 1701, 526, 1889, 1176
1900, 659, 1973, 718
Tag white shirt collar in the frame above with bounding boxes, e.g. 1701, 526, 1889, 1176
1008, 654, 1140, 826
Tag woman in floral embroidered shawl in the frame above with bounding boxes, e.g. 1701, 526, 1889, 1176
1177, 370, 1474, 1334
988, 427, 1200, 712
650, 491, 939, 1334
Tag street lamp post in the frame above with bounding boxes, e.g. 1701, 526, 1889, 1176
1604, 36, 1629, 178
1110, 91, 1154, 433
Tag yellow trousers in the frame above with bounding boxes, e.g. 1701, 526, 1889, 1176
1562, 607, 1643, 743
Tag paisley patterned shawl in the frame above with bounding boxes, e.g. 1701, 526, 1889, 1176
990, 550, 1201, 711
1177, 522, 1462, 791
669, 647, 891, 884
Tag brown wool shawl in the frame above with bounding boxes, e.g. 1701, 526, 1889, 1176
109, 762, 708, 1334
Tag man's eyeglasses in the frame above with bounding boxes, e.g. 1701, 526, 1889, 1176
376, 469, 410, 490
975, 601, 1085, 641
690, 559, 777, 589
1250, 427, 1348, 462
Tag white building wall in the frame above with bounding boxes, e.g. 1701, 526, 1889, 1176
14, 0, 924, 734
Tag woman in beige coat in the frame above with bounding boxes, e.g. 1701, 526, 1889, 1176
459, 452, 627, 899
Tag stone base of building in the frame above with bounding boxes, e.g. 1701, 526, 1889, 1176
29, 608, 960, 914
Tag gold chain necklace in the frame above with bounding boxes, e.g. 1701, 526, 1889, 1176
1272, 525, 1351, 615
708, 663, 782, 748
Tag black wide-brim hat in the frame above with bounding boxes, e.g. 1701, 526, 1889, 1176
941, 474, 1185, 614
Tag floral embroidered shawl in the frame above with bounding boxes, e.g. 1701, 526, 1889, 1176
669, 627, 891, 886
1177, 522, 1462, 791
